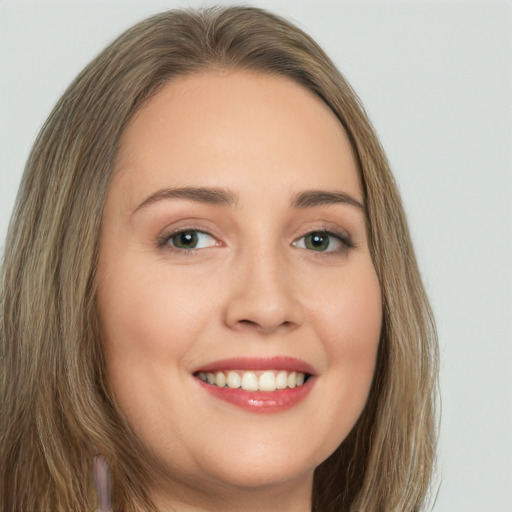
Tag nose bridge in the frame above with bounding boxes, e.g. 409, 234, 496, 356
224, 235, 303, 333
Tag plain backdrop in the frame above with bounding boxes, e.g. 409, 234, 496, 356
1, 1, 511, 510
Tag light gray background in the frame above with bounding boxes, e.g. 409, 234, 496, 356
1, 1, 511, 510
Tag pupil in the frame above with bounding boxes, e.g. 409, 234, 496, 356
307, 232, 329, 251
175, 231, 198, 248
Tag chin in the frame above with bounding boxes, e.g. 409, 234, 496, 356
189, 432, 328, 492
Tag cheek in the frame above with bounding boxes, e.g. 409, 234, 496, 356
331, 267, 381, 380
308, 257, 382, 355
307, 260, 382, 445
98, 260, 214, 360
96, 261, 218, 438
335, 270, 382, 354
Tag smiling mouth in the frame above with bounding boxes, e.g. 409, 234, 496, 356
196, 370, 310, 392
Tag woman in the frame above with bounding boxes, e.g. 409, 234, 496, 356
0, 6, 438, 511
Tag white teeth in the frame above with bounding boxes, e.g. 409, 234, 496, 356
241, 371, 259, 391
258, 371, 276, 391
198, 370, 307, 391
215, 371, 226, 387
227, 371, 241, 389
275, 370, 288, 389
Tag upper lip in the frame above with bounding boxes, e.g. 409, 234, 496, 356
193, 356, 317, 376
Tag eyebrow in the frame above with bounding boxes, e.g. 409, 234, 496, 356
132, 186, 365, 215
292, 190, 365, 211
132, 186, 238, 215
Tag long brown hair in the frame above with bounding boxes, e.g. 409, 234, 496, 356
1, 6, 438, 511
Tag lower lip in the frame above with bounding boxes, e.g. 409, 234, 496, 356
198, 378, 315, 413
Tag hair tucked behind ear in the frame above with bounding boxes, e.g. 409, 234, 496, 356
1, 6, 438, 511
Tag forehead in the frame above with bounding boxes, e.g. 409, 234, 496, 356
113, 70, 361, 205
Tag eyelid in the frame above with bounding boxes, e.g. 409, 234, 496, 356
154, 223, 356, 254
292, 229, 355, 253
156, 226, 220, 251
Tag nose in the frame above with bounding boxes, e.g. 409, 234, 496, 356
224, 245, 304, 335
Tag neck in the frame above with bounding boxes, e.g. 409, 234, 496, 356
150, 473, 313, 512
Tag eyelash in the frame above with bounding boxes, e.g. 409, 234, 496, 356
156, 228, 355, 255
292, 230, 355, 254
156, 227, 218, 252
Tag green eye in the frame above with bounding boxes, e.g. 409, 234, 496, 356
304, 232, 331, 251
169, 230, 216, 250
293, 230, 351, 253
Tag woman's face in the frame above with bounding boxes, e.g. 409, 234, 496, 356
97, 71, 382, 506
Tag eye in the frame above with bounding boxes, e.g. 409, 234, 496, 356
167, 230, 217, 250
293, 230, 351, 253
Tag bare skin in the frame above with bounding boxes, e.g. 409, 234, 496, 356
96, 70, 382, 511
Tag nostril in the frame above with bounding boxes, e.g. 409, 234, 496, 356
235, 318, 296, 333
224, 285, 304, 333
238, 319, 259, 328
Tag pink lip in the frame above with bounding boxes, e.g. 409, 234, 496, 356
198, 378, 315, 413
194, 356, 317, 375
193, 356, 317, 414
